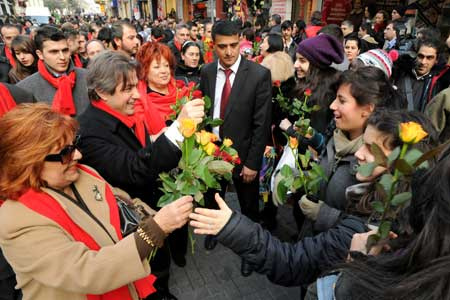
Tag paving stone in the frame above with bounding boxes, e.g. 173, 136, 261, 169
169, 192, 301, 300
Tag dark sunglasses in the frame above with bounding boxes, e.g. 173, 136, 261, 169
44, 135, 80, 164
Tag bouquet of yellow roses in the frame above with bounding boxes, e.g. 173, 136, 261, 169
157, 119, 240, 207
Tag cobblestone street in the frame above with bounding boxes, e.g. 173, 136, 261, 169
169, 193, 301, 300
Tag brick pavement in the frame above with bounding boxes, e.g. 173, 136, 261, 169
169, 193, 301, 300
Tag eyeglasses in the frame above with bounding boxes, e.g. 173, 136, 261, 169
44, 135, 80, 164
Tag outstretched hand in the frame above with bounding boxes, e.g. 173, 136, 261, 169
189, 193, 232, 235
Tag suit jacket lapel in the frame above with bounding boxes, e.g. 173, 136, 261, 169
224, 58, 249, 121
208, 62, 218, 118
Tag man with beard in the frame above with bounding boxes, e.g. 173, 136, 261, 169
111, 21, 140, 58
394, 37, 450, 112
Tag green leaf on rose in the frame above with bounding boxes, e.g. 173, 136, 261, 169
357, 162, 376, 177
280, 164, 293, 177
387, 147, 401, 165
276, 179, 288, 204
379, 174, 393, 194
207, 160, 234, 175
371, 200, 384, 213
203, 95, 211, 110
370, 143, 387, 167
404, 149, 423, 166
188, 148, 203, 164
378, 220, 392, 239
395, 159, 414, 175
391, 192, 411, 206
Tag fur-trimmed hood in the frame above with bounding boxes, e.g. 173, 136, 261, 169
261, 51, 295, 83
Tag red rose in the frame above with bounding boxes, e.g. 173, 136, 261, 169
304, 88, 312, 97
273, 80, 281, 87
192, 90, 203, 99
233, 157, 241, 165
220, 151, 233, 163
255, 36, 261, 43
176, 80, 185, 89
213, 147, 221, 157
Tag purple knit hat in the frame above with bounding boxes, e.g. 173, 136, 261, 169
296, 34, 344, 67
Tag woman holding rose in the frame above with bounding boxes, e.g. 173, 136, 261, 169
134, 42, 202, 136
77, 51, 204, 300
188, 109, 437, 290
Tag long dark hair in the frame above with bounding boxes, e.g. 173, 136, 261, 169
336, 66, 406, 110
349, 109, 439, 219
11, 35, 38, 80
294, 63, 340, 109
340, 124, 449, 300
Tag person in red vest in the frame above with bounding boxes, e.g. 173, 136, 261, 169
0, 103, 194, 300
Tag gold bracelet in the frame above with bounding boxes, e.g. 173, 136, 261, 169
137, 227, 156, 248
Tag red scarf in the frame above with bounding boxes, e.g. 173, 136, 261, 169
174, 40, 182, 51
91, 100, 147, 147
4, 46, 16, 68
73, 54, 83, 68
17, 164, 156, 300
38, 60, 77, 116
135, 79, 193, 135
0, 83, 16, 117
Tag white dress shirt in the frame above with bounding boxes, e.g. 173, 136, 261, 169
213, 55, 242, 137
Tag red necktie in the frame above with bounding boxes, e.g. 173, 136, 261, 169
220, 69, 233, 120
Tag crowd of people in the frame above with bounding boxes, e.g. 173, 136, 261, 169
0, 5, 449, 300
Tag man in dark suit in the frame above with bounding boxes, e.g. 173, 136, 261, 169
199, 20, 272, 276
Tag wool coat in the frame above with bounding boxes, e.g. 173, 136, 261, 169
0, 166, 152, 300
16, 66, 89, 116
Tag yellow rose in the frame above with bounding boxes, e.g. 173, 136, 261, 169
399, 122, 428, 144
203, 142, 217, 155
289, 136, 298, 149
196, 130, 211, 145
179, 119, 196, 138
223, 138, 233, 147
210, 133, 219, 142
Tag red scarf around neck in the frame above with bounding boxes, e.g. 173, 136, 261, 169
73, 54, 83, 68
17, 164, 156, 300
91, 100, 147, 147
134, 79, 194, 135
4, 46, 16, 68
0, 83, 16, 117
38, 60, 77, 116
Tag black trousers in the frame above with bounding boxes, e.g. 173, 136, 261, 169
205, 174, 260, 222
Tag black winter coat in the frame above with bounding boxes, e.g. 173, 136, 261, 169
217, 211, 367, 287
77, 104, 181, 207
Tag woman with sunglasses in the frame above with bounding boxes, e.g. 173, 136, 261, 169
77, 51, 203, 300
0, 103, 193, 300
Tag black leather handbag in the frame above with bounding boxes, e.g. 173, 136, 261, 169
116, 197, 141, 236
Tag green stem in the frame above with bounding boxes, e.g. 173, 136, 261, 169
379, 143, 409, 232
294, 150, 309, 195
